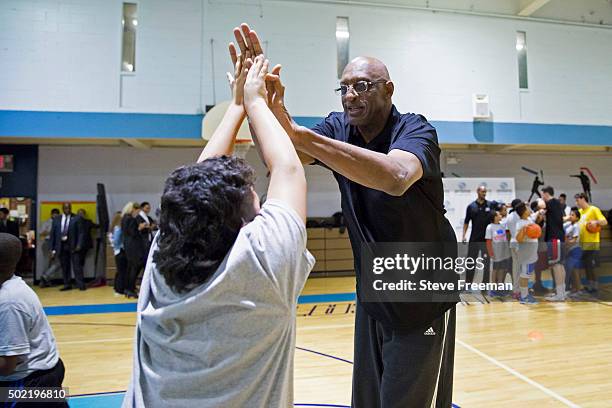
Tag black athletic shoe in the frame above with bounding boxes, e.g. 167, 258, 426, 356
125, 290, 138, 299
60, 286, 73, 291
39, 277, 50, 288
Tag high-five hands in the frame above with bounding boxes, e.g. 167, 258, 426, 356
231, 24, 284, 110
244, 55, 270, 109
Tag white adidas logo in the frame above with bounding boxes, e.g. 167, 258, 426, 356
424, 327, 436, 336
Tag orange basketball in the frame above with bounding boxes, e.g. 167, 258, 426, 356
586, 222, 601, 233
526, 223, 542, 239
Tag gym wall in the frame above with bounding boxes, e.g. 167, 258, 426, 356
1, 0, 611, 128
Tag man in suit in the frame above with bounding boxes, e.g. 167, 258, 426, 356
0, 208, 19, 237
136, 202, 157, 261
49, 203, 87, 291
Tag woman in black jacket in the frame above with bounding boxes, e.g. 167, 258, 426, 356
121, 202, 146, 298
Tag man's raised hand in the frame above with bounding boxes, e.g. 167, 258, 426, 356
233, 23, 264, 59
227, 42, 251, 106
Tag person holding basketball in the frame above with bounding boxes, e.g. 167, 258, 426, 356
515, 203, 540, 305
575, 192, 607, 296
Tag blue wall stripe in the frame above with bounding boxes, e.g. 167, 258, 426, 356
0, 110, 202, 139
1, 110, 611, 146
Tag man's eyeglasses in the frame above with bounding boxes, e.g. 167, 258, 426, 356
334, 80, 387, 96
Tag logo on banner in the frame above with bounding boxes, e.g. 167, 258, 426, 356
455, 182, 470, 193
496, 181, 513, 193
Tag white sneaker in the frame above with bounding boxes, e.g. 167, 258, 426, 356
545, 293, 566, 302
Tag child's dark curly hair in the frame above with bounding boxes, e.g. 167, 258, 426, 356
153, 156, 256, 293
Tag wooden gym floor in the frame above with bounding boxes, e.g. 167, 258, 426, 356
34, 276, 612, 407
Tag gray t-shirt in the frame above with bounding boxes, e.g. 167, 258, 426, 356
564, 222, 580, 252
0, 275, 59, 381
515, 219, 539, 265
123, 200, 315, 408
485, 223, 510, 262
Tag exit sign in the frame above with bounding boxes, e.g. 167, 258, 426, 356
0, 155, 14, 172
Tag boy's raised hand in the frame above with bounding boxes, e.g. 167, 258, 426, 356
244, 55, 269, 109
227, 42, 252, 106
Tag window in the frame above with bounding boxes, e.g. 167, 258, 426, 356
516, 31, 528, 89
121, 3, 138, 72
336, 17, 350, 79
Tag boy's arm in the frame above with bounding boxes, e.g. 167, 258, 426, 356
197, 43, 248, 162
0, 355, 20, 376
244, 56, 306, 221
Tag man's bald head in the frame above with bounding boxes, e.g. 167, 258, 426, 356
339, 56, 394, 130
343, 56, 391, 81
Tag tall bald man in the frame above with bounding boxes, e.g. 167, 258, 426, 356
230, 25, 456, 407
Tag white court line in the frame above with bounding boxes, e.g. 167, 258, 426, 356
57, 337, 132, 345
457, 339, 581, 408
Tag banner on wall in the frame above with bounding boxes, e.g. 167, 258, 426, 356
38, 201, 98, 280
40, 201, 97, 225
442, 178, 516, 242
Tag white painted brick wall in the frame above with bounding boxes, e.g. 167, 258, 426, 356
0, 0, 611, 124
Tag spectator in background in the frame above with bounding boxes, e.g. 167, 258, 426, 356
485, 210, 511, 297
530, 199, 549, 295
575, 193, 608, 296
506, 198, 524, 300
0, 208, 19, 237
137, 202, 157, 259
122, 202, 146, 299
39, 209, 61, 287
0, 233, 68, 408
462, 185, 493, 286
564, 208, 583, 297
49, 203, 87, 291
75, 209, 95, 287
541, 187, 567, 301
110, 209, 129, 296
515, 203, 539, 305
559, 193, 571, 219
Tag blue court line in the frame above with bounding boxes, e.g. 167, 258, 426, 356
296, 346, 354, 365
43, 292, 357, 316
68, 392, 459, 408
299, 292, 356, 304
67, 392, 352, 408
43, 274, 612, 317
44, 302, 138, 316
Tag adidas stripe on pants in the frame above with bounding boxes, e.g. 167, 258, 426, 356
352, 302, 456, 408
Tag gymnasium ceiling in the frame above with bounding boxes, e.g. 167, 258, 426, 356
324, 0, 612, 27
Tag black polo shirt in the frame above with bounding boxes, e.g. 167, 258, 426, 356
545, 198, 565, 242
312, 105, 456, 329
464, 200, 493, 242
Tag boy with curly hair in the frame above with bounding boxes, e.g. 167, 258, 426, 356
123, 38, 314, 407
